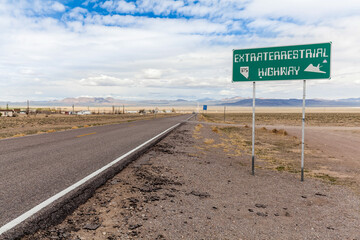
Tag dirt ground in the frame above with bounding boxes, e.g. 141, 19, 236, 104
203, 112, 360, 127
202, 113, 360, 193
0, 114, 177, 139
22, 122, 360, 239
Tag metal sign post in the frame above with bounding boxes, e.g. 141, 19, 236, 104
224, 106, 226, 122
301, 80, 306, 181
252, 82, 256, 175
232, 42, 331, 180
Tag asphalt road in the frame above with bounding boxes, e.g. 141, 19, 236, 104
0, 114, 191, 230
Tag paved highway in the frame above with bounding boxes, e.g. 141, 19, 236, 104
0, 114, 191, 234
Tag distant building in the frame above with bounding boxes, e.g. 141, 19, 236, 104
77, 111, 91, 115
0, 109, 14, 117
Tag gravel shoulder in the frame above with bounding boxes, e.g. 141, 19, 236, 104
21, 123, 360, 239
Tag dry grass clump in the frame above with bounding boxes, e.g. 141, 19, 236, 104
193, 124, 204, 139
12, 133, 26, 138
194, 124, 203, 132
204, 138, 215, 144
313, 173, 337, 183
211, 126, 219, 133
198, 114, 208, 122
271, 128, 288, 136
219, 126, 240, 134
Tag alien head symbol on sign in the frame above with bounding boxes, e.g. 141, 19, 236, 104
240, 67, 249, 79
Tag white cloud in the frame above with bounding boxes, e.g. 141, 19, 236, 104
62, 7, 89, 22
243, 0, 360, 23
142, 69, 163, 79
6, 0, 66, 15
100, 0, 136, 13
219, 90, 236, 96
65, 13, 227, 35
97, 0, 248, 20
79, 75, 133, 86
20, 68, 37, 75
138, 0, 185, 15
51, 2, 65, 12
0, 0, 360, 101
116, 0, 136, 12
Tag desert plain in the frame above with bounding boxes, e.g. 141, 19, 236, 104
2, 107, 360, 239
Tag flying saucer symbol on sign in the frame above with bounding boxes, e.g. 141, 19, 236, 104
304, 64, 326, 74
240, 66, 249, 79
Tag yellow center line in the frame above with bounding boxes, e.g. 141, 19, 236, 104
76, 132, 97, 138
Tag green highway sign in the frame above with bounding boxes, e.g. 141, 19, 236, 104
232, 42, 331, 82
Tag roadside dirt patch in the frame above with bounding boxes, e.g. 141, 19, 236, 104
201, 113, 360, 192
22, 124, 360, 239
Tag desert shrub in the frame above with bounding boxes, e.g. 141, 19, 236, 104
272, 128, 288, 136
272, 128, 278, 134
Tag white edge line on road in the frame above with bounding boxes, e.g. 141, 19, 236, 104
0, 122, 182, 236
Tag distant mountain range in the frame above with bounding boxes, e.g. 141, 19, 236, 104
221, 98, 360, 107
1, 97, 360, 107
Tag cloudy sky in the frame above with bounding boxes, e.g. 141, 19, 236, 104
1, 0, 360, 102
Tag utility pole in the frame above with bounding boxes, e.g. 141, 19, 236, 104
27, 100, 30, 116
112, 105, 115, 114
123, 104, 125, 114
197, 102, 199, 121
72, 104, 74, 114
224, 106, 226, 122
